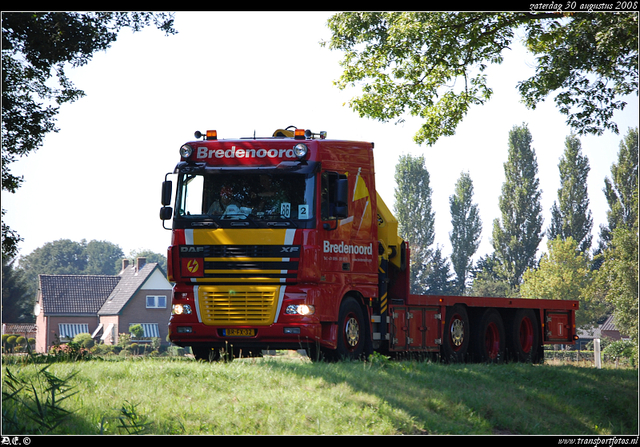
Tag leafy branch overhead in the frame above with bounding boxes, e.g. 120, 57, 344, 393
324, 12, 638, 145
1, 12, 177, 259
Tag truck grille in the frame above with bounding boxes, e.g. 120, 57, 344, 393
198, 286, 278, 325
180, 244, 300, 283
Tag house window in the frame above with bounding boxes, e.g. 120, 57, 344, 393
146, 295, 167, 308
129, 323, 160, 339
58, 323, 89, 341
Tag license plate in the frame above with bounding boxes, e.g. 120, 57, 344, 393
224, 328, 256, 337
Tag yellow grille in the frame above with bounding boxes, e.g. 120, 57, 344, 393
198, 285, 278, 325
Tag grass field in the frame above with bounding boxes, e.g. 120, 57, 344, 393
2, 353, 638, 436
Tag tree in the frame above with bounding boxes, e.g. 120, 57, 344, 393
422, 246, 456, 296
2, 12, 177, 259
492, 124, 543, 288
599, 127, 639, 247
2, 257, 33, 323
469, 253, 515, 298
17, 239, 125, 307
547, 135, 593, 254
591, 179, 638, 353
324, 12, 637, 146
449, 172, 482, 294
120, 249, 168, 275
394, 154, 435, 294
521, 237, 607, 329
85, 240, 125, 275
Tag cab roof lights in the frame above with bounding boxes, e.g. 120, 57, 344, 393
193, 128, 327, 140
194, 130, 217, 140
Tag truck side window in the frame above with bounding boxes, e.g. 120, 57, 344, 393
321, 172, 348, 220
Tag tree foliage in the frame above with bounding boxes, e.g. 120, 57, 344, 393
324, 12, 637, 146
591, 223, 638, 349
449, 172, 482, 294
591, 131, 638, 346
521, 237, 607, 328
492, 124, 544, 288
599, 127, 639, 246
547, 135, 593, 254
2, 257, 33, 323
394, 154, 435, 294
1, 12, 176, 259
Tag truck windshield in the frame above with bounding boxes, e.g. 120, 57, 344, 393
176, 172, 315, 223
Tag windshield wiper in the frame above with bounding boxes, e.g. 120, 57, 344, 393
267, 215, 298, 227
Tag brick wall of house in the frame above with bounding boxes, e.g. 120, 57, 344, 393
35, 314, 100, 353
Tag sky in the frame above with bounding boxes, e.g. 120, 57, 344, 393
3, 11, 638, 266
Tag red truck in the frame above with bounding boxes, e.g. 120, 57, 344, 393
160, 127, 578, 362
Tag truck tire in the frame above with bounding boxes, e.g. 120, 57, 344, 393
471, 308, 505, 363
442, 304, 470, 363
507, 309, 539, 363
335, 297, 367, 360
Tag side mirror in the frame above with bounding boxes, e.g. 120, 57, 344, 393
161, 180, 173, 206
160, 206, 173, 221
334, 178, 348, 219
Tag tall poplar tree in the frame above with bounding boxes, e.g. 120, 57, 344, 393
492, 124, 544, 288
394, 154, 435, 294
547, 135, 593, 254
449, 172, 482, 294
599, 127, 638, 246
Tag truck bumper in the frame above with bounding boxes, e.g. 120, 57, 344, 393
168, 320, 322, 351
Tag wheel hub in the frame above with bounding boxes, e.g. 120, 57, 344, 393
345, 317, 360, 347
450, 318, 465, 347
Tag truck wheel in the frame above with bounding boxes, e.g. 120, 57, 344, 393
442, 304, 470, 363
507, 309, 539, 363
472, 309, 505, 363
335, 297, 367, 360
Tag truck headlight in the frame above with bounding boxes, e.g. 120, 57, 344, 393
285, 304, 315, 316
293, 143, 308, 159
172, 304, 192, 315
180, 144, 193, 158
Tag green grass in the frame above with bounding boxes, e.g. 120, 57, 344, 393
2, 355, 637, 435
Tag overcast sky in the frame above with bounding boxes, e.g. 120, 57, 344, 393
3, 11, 638, 264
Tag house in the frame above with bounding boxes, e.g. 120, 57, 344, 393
575, 314, 628, 350
34, 258, 172, 353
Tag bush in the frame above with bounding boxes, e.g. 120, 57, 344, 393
603, 339, 637, 364
48, 342, 92, 361
72, 333, 94, 349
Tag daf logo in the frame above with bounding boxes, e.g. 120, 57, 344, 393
180, 246, 204, 253
281, 246, 300, 253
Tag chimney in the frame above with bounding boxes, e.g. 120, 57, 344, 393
136, 257, 147, 272
121, 259, 129, 271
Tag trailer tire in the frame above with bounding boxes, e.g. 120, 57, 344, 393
442, 304, 470, 363
335, 297, 367, 361
507, 309, 540, 363
471, 309, 505, 363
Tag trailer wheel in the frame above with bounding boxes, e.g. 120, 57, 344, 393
442, 304, 470, 363
507, 309, 539, 363
472, 309, 505, 363
335, 297, 367, 360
